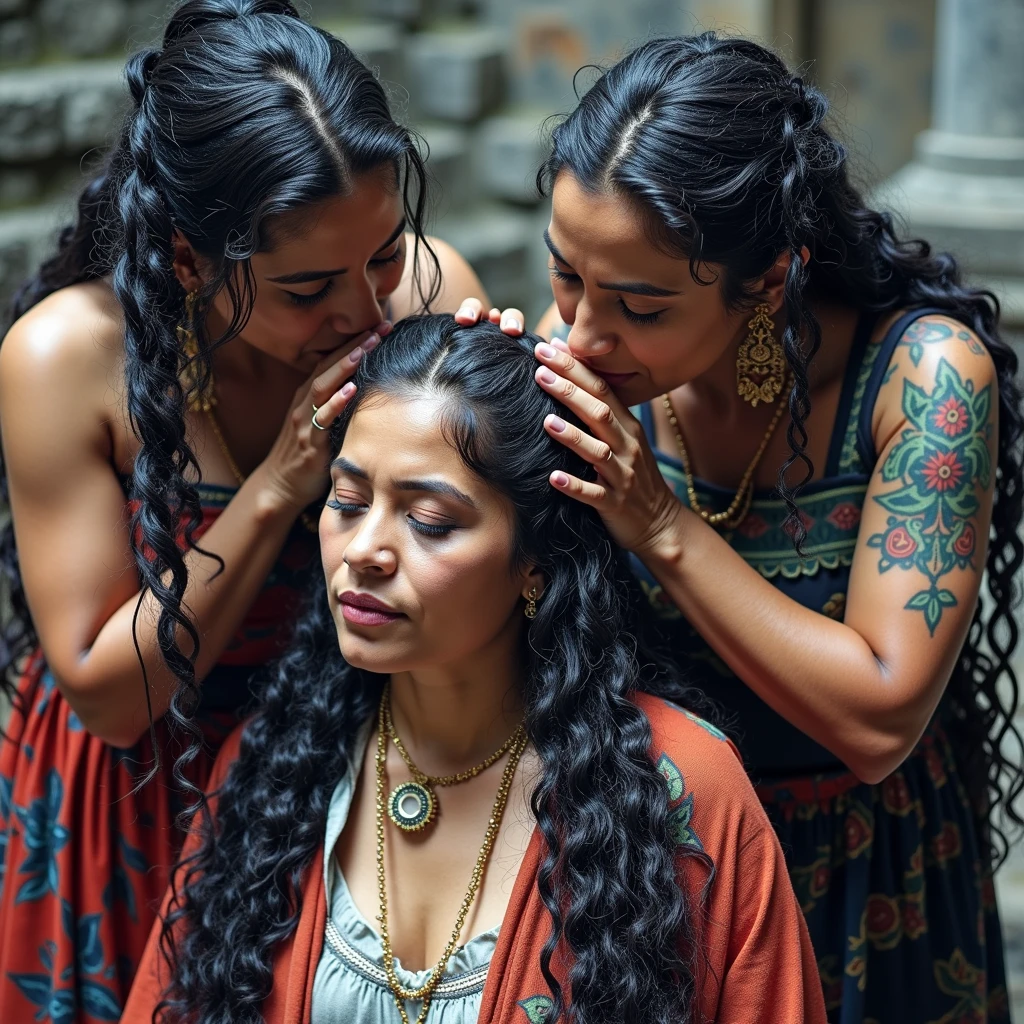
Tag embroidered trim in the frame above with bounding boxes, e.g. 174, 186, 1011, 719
838, 338, 885, 475
323, 920, 491, 999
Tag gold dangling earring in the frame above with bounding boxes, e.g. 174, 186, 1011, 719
736, 302, 785, 408
177, 290, 215, 412
524, 586, 539, 619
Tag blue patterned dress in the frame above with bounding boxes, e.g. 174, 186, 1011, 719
632, 308, 1010, 1023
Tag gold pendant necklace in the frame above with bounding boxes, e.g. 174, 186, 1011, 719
661, 379, 792, 530
383, 690, 525, 833
375, 688, 529, 1024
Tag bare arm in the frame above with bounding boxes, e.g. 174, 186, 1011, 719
0, 288, 358, 747
531, 317, 996, 782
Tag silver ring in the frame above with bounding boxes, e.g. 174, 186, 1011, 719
311, 406, 328, 431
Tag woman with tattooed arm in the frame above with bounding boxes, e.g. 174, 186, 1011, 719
461, 35, 1023, 1024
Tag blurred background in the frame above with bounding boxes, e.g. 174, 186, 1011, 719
1, 0, 1023, 1010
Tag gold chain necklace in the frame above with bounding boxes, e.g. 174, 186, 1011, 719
375, 688, 529, 1024
204, 408, 320, 535
661, 381, 792, 529
383, 695, 525, 833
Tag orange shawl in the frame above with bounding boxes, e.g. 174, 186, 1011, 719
124, 694, 826, 1023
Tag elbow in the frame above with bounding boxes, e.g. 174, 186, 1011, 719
839, 721, 922, 785
51, 672, 152, 750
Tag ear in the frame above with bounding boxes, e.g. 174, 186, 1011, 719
520, 567, 546, 604
751, 245, 811, 316
171, 231, 206, 294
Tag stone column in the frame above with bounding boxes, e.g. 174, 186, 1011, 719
876, 0, 1024, 335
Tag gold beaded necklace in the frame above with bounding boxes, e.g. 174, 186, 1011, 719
383, 693, 525, 833
374, 688, 529, 1024
204, 407, 320, 535
661, 380, 792, 530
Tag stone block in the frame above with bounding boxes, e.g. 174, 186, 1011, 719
0, 18, 38, 65
474, 112, 548, 205
416, 121, 474, 214
0, 61, 126, 161
0, 77, 62, 162
0, 201, 67, 314
327, 20, 405, 92
431, 202, 538, 311
0, 0, 28, 14
40, 0, 130, 58
0, 168, 41, 207
406, 27, 505, 123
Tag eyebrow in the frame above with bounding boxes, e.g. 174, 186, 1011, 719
543, 228, 681, 299
266, 218, 407, 284
331, 458, 479, 510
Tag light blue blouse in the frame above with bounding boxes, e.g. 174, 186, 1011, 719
310, 726, 499, 1023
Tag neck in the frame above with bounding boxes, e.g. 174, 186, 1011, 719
387, 628, 526, 774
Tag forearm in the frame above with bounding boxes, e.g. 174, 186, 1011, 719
57, 467, 301, 746
644, 508, 934, 782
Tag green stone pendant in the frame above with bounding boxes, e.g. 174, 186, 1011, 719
387, 781, 437, 832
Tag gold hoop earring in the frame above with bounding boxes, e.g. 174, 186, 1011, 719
524, 586, 539, 619
177, 290, 215, 412
736, 302, 785, 408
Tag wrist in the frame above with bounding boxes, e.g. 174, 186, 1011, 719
247, 464, 306, 526
634, 498, 688, 570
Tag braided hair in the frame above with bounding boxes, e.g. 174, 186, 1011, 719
539, 32, 1024, 863
0, 0, 439, 796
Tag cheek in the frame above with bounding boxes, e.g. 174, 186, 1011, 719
373, 258, 406, 296
243, 297, 325, 349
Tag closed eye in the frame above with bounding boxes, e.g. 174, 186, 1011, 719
371, 247, 403, 267
326, 498, 366, 515
618, 299, 666, 325
287, 279, 335, 307
550, 266, 580, 284
408, 516, 454, 538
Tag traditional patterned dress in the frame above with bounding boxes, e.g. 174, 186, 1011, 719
633, 308, 1010, 1023
0, 482, 317, 1024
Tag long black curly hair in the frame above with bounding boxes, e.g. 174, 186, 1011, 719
539, 32, 1024, 864
0, 0, 439, 777
155, 314, 715, 1024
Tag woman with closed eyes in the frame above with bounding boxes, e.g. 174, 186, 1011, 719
123, 313, 826, 1024
0, 2, 486, 1017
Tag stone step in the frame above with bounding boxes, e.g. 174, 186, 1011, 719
406, 26, 505, 124
0, 59, 127, 163
416, 121, 475, 213
473, 110, 550, 205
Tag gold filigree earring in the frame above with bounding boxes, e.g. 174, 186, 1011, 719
736, 302, 785, 408
177, 290, 215, 412
524, 586, 539, 619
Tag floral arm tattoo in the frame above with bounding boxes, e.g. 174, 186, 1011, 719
898, 318, 986, 366
867, 355, 993, 635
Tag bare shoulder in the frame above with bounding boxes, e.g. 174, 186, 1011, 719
390, 233, 489, 318
0, 280, 123, 394
873, 312, 997, 453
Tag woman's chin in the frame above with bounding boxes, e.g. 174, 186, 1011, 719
338, 635, 411, 675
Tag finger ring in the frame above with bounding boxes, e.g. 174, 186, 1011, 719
311, 406, 328, 431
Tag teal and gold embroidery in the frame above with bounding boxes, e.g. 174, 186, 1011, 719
656, 753, 704, 852
927, 948, 986, 1024
518, 995, 554, 1023
867, 357, 992, 636
682, 709, 727, 742
838, 338, 886, 474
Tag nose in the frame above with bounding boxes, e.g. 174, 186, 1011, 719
341, 507, 397, 577
566, 298, 615, 360
329, 277, 385, 336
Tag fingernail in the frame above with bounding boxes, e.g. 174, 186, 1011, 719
537, 368, 556, 385
502, 316, 523, 332
349, 347, 364, 364
341, 382, 356, 398
552, 472, 569, 487
547, 415, 566, 433
377, 320, 392, 336
456, 307, 472, 319
362, 333, 380, 353
536, 343, 556, 359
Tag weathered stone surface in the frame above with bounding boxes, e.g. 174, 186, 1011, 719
406, 28, 505, 123
0, 201, 67, 311
417, 121, 475, 213
326, 19, 404, 93
474, 112, 547, 205
0, 0, 28, 15
40, 0, 130, 58
0, 17, 39, 65
0, 61, 126, 161
0, 168, 41, 207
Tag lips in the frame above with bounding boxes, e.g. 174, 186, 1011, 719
339, 591, 403, 627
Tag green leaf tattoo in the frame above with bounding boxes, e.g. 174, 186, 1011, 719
518, 995, 554, 1023
897, 319, 986, 368
867, 357, 992, 636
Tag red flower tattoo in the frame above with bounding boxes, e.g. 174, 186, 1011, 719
920, 450, 965, 492
933, 396, 969, 437
885, 526, 917, 559
953, 524, 975, 559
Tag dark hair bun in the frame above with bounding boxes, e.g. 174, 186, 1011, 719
163, 0, 299, 47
